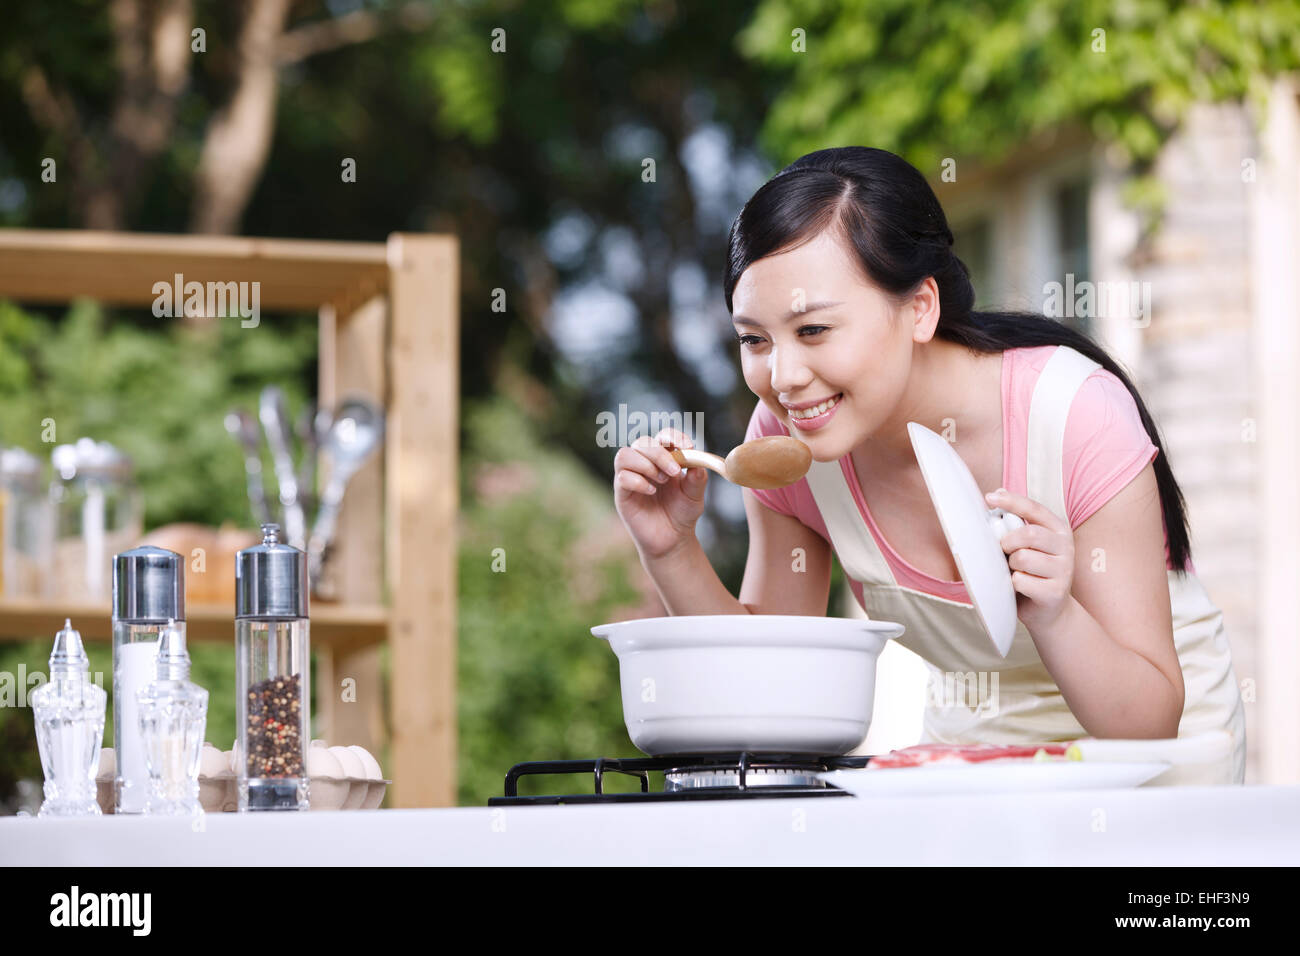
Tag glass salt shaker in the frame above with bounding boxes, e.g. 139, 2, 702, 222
51, 439, 143, 603
137, 619, 208, 816
113, 545, 185, 814
31, 619, 107, 817
1, 447, 52, 598
236, 523, 310, 811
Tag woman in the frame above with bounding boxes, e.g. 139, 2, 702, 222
613, 146, 1247, 784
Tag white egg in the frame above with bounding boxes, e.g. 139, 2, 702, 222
329, 746, 369, 810
306, 744, 344, 779
305, 744, 349, 811
347, 745, 383, 780
330, 745, 365, 778
200, 743, 230, 778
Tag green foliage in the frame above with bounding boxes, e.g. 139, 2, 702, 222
0, 299, 317, 529
0, 300, 315, 808
0, 302, 644, 809
738, 0, 1300, 175
456, 395, 642, 805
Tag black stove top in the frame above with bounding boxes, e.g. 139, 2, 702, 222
488, 752, 871, 805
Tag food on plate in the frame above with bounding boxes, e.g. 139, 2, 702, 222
867, 742, 1084, 768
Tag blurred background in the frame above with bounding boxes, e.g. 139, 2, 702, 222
1, 0, 1297, 808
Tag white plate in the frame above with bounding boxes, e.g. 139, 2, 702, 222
819, 761, 1172, 796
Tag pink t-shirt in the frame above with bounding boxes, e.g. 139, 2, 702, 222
745, 345, 1187, 604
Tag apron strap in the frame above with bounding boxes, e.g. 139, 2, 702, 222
1025, 345, 1103, 523
805, 457, 895, 588
805, 344, 1104, 594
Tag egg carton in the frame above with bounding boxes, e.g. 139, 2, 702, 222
95, 741, 389, 813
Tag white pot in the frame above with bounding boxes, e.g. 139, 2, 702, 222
591, 615, 904, 756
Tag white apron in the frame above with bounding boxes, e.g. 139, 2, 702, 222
805, 345, 1247, 784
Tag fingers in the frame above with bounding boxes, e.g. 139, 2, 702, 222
653, 427, 695, 451
986, 489, 1067, 534
632, 433, 683, 480
1006, 547, 1059, 577
615, 467, 659, 497
997, 522, 1062, 556
614, 429, 701, 497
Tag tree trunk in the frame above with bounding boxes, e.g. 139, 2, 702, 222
187, 0, 294, 235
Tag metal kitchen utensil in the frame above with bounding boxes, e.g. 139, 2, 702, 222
259, 386, 305, 550
294, 401, 319, 518
306, 398, 384, 585
225, 410, 271, 526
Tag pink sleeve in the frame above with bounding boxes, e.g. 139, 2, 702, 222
744, 401, 798, 519
1062, 370, 1159, 528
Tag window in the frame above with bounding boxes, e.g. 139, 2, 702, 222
1054, 178, 1091, 335
951, 217, 993, 310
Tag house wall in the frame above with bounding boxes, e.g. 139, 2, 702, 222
856, 86, 1300, 782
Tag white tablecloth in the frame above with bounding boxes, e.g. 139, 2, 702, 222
3, 785, 1298, 865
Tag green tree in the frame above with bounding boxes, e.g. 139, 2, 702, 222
739, 0, 1300, 221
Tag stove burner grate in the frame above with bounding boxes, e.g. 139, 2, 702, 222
488, 751, 871, 806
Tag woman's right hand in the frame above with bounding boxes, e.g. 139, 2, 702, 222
613, 428, 709, 561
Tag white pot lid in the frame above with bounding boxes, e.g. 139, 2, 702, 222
907, 422, 1023, 657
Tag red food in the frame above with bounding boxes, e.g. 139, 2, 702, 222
868, 742, 1070, 769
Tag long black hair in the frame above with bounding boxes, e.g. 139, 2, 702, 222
724, 146, 1192, 571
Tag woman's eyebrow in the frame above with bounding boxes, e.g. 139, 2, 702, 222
732, 301, 844, 327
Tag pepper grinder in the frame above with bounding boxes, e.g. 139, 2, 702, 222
137, 619, 209, 816
112, 545, 185, 814
31, 619, 107, 817
236, 523, 310, 811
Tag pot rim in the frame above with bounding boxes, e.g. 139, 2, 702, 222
592, 614, 903, 651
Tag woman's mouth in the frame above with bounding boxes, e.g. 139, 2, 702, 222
786, 393, 843, 431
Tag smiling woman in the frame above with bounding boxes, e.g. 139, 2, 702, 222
611, 145, 1246, 784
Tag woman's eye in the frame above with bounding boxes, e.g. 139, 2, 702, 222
736, 327, 827, 347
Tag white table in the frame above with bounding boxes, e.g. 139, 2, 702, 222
3, 785, 1298, 865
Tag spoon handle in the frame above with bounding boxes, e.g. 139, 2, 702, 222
665, 446, 728, 478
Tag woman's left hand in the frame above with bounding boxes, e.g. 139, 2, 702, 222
985, 488, 1076, 633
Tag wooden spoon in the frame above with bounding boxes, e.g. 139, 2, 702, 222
664, 435, 812, 489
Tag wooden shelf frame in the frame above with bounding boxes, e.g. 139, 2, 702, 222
0, 228, 458, 808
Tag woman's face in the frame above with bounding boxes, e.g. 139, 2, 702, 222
731, 229, 927, 462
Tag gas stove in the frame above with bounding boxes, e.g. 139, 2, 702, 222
488, 752, 870, 805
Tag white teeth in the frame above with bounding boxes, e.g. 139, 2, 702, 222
789, 394, 842, 419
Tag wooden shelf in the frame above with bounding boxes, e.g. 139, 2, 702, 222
0, 599, 388, 653
0, 228, 457, 807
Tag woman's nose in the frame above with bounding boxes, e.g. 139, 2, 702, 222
768, 345, 812, 394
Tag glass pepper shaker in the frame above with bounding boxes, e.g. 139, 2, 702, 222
236, 523, 310, 811
31, 619, 107, 817
137, 619, 208, 816
112, 545, 185, 814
